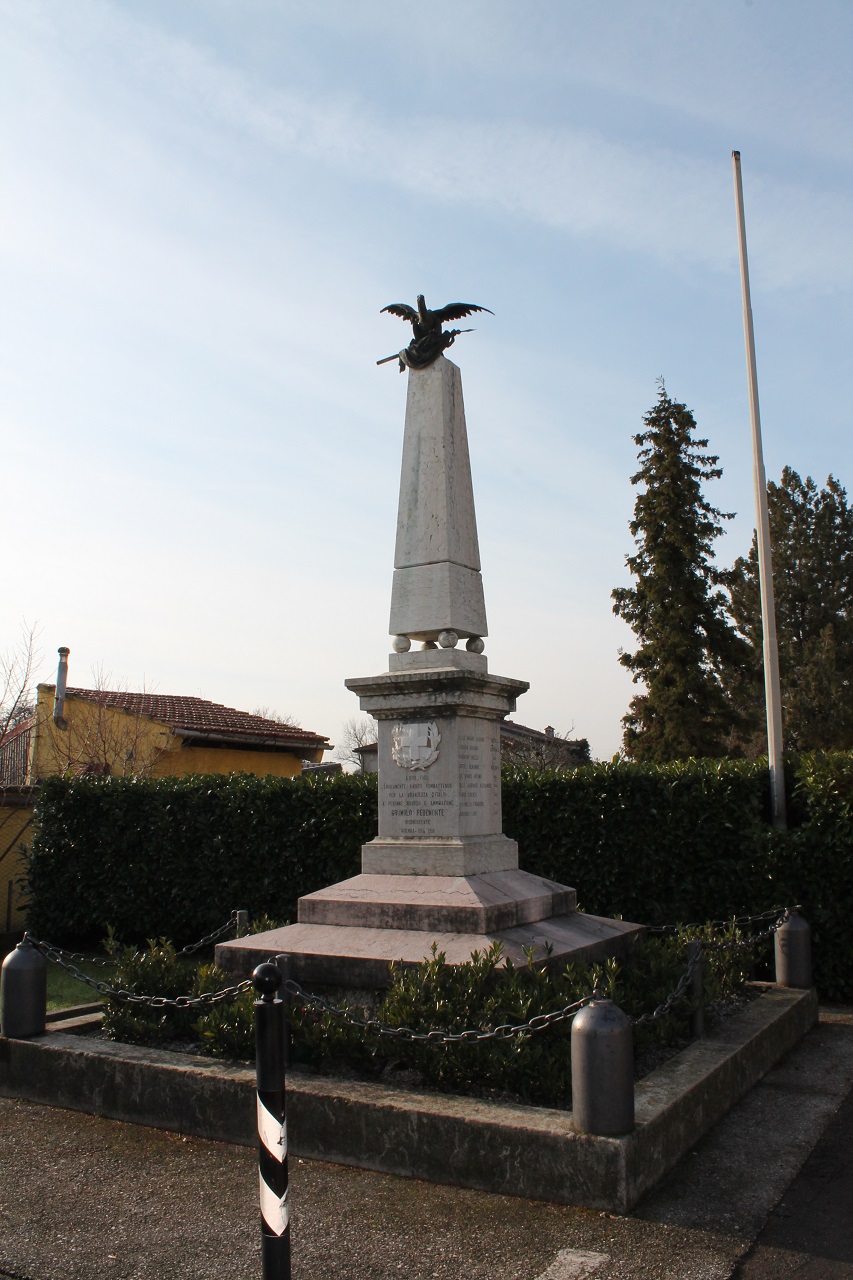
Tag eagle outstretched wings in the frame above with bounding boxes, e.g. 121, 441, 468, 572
378, 295, 493, 370
381, 301, 492, 326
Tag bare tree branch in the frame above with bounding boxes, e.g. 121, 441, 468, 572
334, 716, 378, 770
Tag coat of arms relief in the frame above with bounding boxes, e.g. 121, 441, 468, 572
391, 721, 441, 771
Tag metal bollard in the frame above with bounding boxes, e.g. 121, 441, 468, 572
775, 911, 812, 989
571, 998, 634, 1136
254, 962, 291, 1280
688, 940, 705, 1039
1, 938, 47, 1039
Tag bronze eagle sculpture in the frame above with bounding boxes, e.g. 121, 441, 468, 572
378, 295, 493, 370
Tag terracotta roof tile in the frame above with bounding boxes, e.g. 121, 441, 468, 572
62, 688, 330, 750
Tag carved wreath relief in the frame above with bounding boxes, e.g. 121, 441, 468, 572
391, 721, 441, 771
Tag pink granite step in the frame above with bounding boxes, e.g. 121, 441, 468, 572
216, 913, 645, 988
297, 869, 577, 934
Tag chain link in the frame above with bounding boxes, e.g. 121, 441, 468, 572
649, 904, 796, 935
176, 913, 240, 955
25, 907, 795, 1034
632, 947, 703, 1027
632, 907, 793, 1026
282, 978, 591, 1043
25, 913, 239, 969
24, 933, 252, 1009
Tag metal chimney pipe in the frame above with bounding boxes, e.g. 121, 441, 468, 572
54, 646, 70, 726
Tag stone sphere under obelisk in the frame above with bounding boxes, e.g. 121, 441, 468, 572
214, 351, 644, 986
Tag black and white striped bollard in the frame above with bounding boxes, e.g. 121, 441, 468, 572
253, 962, 291, 1280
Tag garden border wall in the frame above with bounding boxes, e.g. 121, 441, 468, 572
0, 983, 816, 1212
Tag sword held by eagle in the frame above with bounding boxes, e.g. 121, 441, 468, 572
377, 295, 493, 371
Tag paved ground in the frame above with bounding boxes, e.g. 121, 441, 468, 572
2, 1008, 852, 1280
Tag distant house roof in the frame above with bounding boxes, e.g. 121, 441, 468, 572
48, 687, 331, 755
501, 720, 590, 768
353, 721, 590, 768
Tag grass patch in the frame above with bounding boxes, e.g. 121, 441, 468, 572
0, 951, 107, 1017
46, 957, 109, 1012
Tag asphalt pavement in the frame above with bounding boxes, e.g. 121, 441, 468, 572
2, 1007, 852, 1280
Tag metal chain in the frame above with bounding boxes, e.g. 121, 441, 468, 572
24, 934, 252, 1008
282, 978, 591, 1044
649, 904, 797, 935
632, 948, 703, 1027
633, 907, 792, 1026
701, 908, 792, 954
25, 906, 795, 1034
25, 946, 120, 968
176, 913, 239, 955
22, 914, 238, 969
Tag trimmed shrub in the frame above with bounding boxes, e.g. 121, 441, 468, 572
502, 758, 775, 926
26, 771, 374, 946
23, 753, 853, 999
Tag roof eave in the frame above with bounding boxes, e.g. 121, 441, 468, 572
175, 727, 329, 753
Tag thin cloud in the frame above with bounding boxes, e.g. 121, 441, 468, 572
90, 12, 852, 295
6, 4, 848, 296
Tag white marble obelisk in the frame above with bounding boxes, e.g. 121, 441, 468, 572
389, 358, 487, 645
215, 354, 644, 985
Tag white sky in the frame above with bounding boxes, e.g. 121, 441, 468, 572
2, 0, 851, 759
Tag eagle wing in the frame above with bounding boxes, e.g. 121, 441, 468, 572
381, 303, 419, 322
433, 303, 494, 324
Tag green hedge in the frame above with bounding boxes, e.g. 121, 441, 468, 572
26, 772, 374, 946
503, 758, 775, 926
502, 754, 853, 1000
24, 754, 853, 999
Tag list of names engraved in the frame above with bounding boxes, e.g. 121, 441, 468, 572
458, 727, 499, 829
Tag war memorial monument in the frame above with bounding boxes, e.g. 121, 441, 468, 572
217, 299, 643, 984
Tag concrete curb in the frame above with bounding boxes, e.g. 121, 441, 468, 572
0, 983, 816, 1212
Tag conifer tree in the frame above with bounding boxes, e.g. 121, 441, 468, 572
612, 384, 746, 760
726, 469, 853, 752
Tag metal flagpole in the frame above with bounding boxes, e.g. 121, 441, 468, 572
732, 150, 787, 830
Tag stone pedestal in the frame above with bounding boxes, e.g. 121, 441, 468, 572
216, 355, 644, 986
348, 655, 526, 876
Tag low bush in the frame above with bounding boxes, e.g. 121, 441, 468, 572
100, 925, 762, 1109
100, 938, 200, 1046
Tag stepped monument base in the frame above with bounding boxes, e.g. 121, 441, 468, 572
217, 351, 644, 985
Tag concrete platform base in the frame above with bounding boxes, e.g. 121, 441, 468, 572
298, 869, 576, 932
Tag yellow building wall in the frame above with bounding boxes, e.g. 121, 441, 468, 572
0, 801, 34, 932
31, 686, 173, 779
150, 743, 319, 779
31, 686, 321, 780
